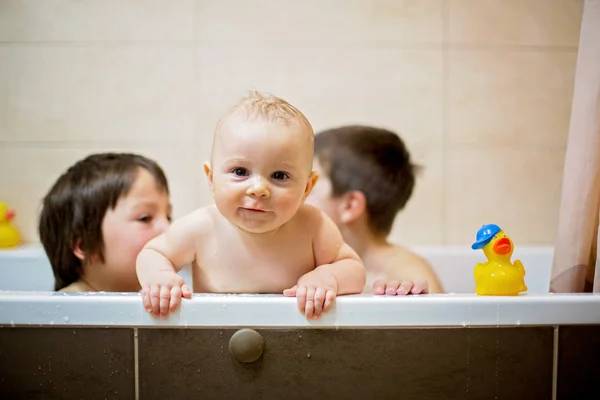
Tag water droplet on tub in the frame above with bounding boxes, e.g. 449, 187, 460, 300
10, 321, 14, 327
307, 352, 311, 358
516, 320, 521, 326
56, 305, 60, 309
63, 316, 70, 322
222, 305, 227, 310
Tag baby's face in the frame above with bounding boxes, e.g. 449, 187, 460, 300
207, 117, 316, 234
101, 168, 172, 291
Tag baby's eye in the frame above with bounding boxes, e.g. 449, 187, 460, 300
272, 171, 289, 180
232, 168, 249, 177
138, 215, 152, 223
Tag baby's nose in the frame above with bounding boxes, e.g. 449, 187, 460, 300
246, 176, 270, 198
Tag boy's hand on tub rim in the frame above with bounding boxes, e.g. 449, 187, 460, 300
141, 271, 192, 318
283, 269, 338, 320
373, 280, 429, 296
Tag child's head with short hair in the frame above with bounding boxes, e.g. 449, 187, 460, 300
39, 153, 172, 291
308, 125, 419, 238
204, 91, 318, 234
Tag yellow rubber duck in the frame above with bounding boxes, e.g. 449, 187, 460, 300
471, 224, 527, 296
0, 202, 21, 248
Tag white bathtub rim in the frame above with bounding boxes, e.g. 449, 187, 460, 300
1, 292, 598, 328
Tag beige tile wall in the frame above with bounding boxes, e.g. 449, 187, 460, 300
0, 0, 583, 245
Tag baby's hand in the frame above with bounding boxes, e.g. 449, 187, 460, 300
373, 280, 428, 296
140, 270, 192, 318
283, 269, 338, 320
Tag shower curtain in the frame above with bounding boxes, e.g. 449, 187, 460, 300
551, 0, 600, 293
550, 0, 600, 293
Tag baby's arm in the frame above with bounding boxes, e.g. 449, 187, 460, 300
136, 209, 208, 317
284, 209, 366, 319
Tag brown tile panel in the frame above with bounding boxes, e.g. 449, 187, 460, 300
0, 327, 134, 400
558, 325, 600, 400
138, 327, 553, 400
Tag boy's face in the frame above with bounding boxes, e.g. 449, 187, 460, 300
306, 158, 342, 227
100, 168, 172, 291
206, 117, 317, 234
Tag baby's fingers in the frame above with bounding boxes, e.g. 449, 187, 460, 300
150, 285, 161, 316
386, 281, 401, 295
283, 285, 298, 297
313, 287, 326, 318
181, 284, 193, 299
372, 280, 386, 295
323, 289, 336, 314
304, 286, 316, 319
169, 286, 182, 313
142, 286, 152, 312
295, 285, 307, 314
397, 281, 414, 296
159, 286, 172, 317
411, 280, 429, 294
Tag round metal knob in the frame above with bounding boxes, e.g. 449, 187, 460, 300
229, 328, 264, 363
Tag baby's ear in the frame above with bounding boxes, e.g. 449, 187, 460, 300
72, 240, 99, 262
203, 161, 214, 194
72, 240, 86, 261
303, 171, 319, 200
339, 190, 367, 224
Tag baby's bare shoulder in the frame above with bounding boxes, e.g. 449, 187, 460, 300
169, 205, 217, 237
296, 204, 323, 220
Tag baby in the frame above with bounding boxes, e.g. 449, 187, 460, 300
39, 153, 172, 292
307, 125, 443, 295
136, 92, 366, 319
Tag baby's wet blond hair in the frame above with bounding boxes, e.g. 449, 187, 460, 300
216, 90, 314, 136
212, 91, 315, 166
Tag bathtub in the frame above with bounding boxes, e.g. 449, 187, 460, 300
0, 244, 599, 399
0, 242, 553, 293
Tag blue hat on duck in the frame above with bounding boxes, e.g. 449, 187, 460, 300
471, 224, 501, 250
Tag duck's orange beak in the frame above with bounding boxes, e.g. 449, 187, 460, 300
5, 210, 15, 221
493, 237, 511, 254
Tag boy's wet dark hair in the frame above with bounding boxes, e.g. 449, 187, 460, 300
314, 125, 419, 237
39, 153, 169, 291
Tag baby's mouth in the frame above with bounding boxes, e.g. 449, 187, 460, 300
241, 207, 266, 213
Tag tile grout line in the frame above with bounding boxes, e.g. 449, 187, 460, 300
134, 327, 140, 400
552, 325, 559, 400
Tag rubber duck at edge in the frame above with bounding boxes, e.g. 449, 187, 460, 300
471, 224, 527, 296
0, 202, 21, 249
